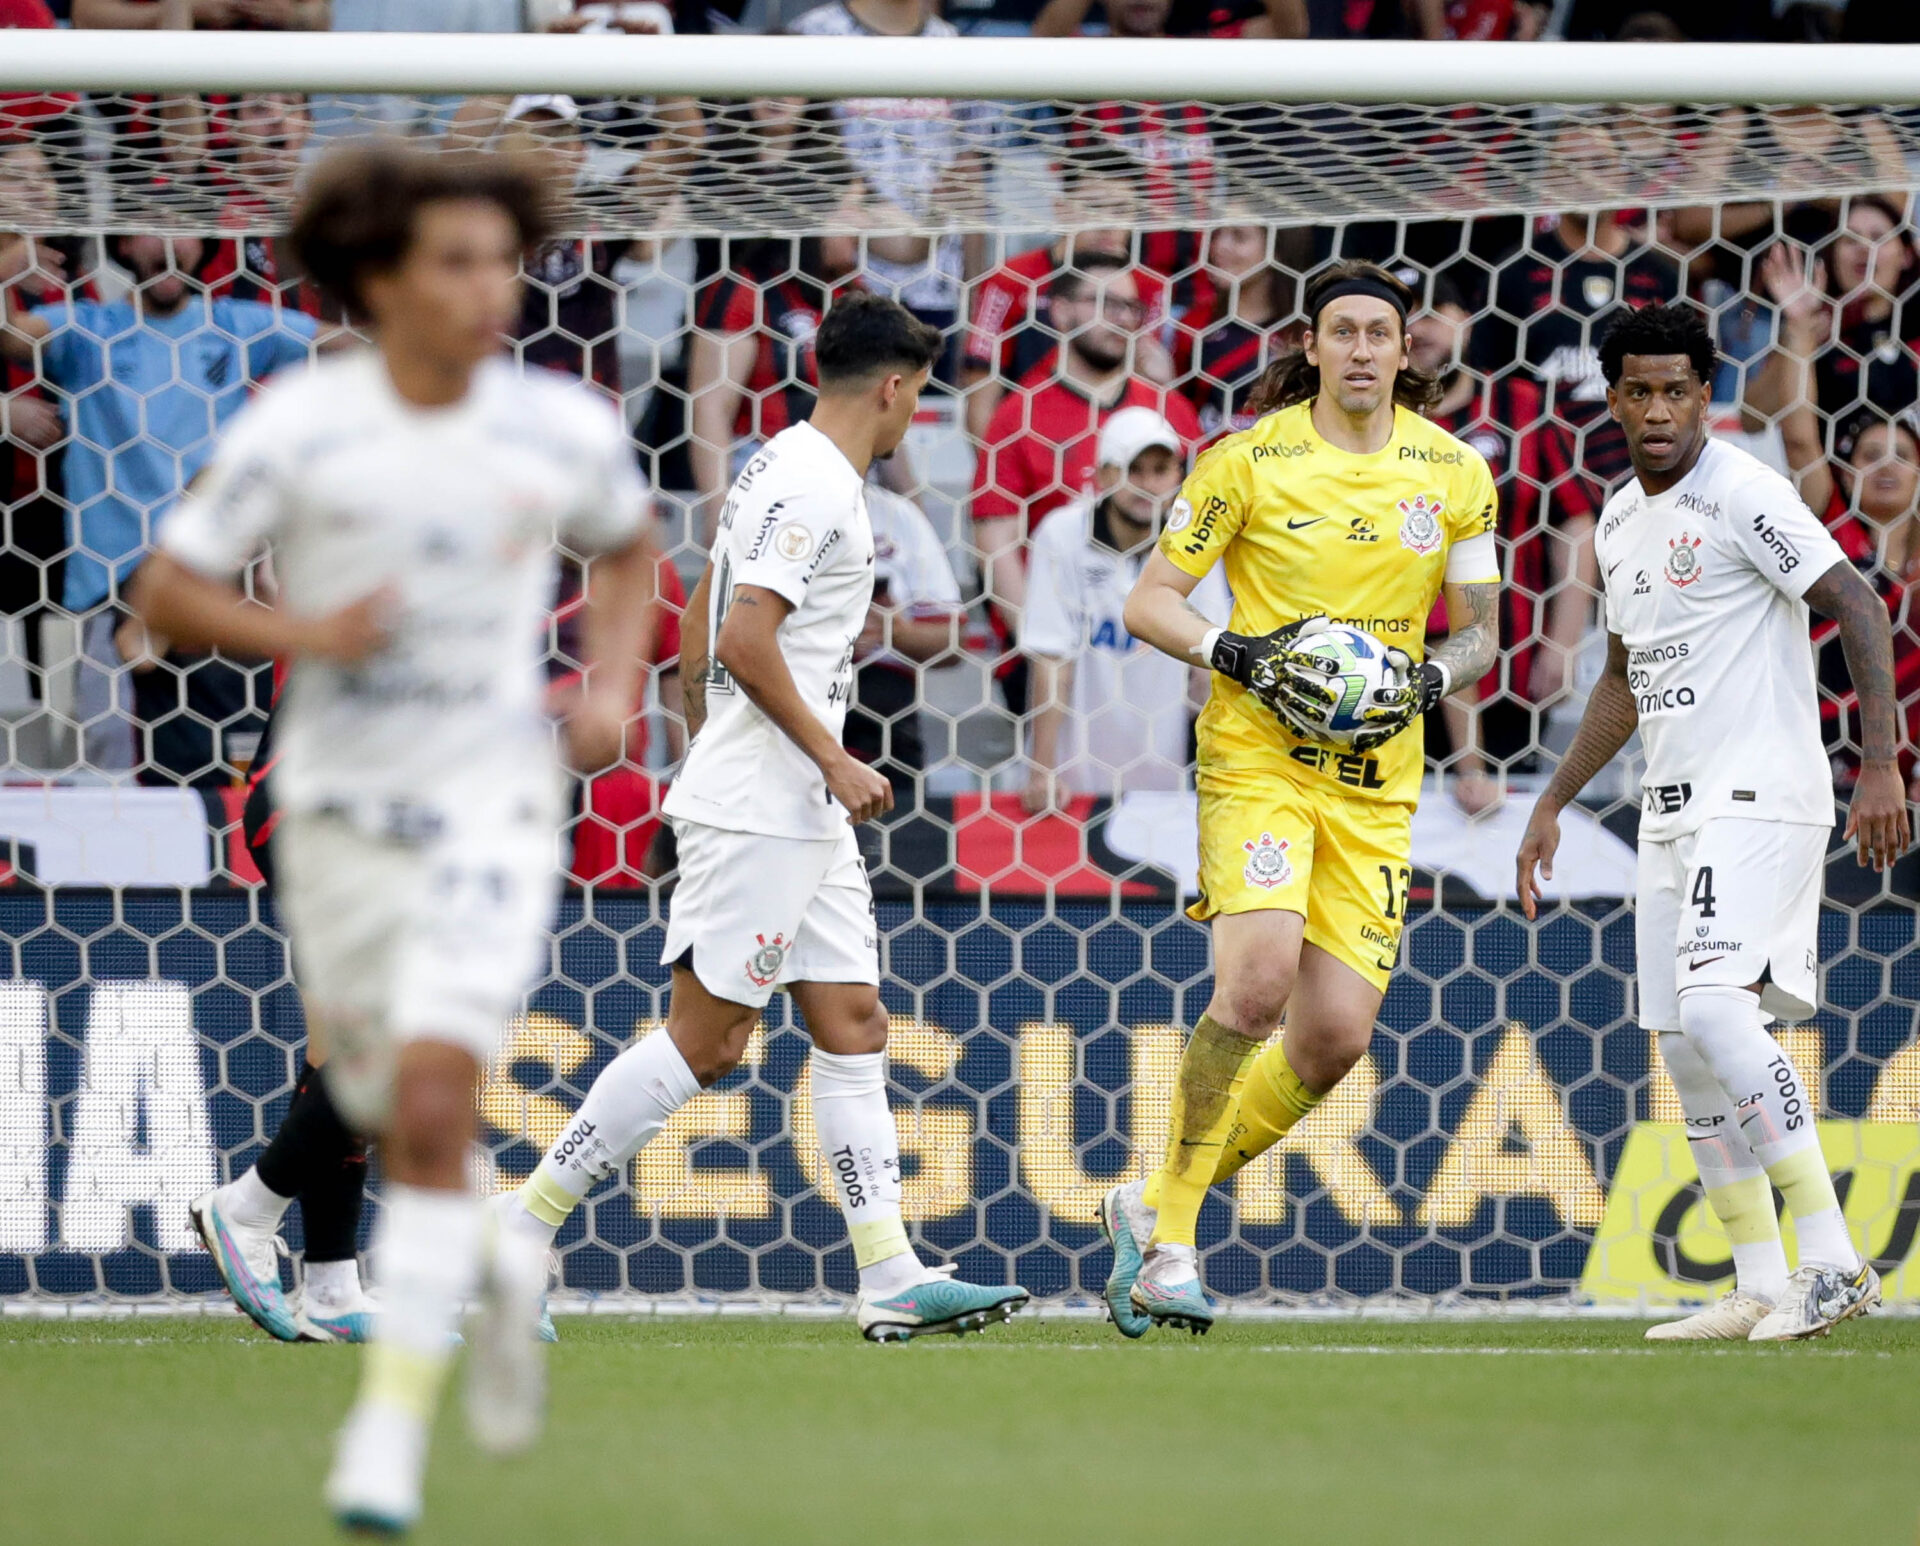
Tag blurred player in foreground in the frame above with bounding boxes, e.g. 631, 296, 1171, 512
1518, 303, 1909, 1341
495, 294, 1031, 1342
133, 141, 659, 1532
1111, 261, 1503, 1333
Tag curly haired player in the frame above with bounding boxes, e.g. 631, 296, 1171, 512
1110, 260, 1503, 1334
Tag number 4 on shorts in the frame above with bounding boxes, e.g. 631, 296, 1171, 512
1690, 865, 1717, 919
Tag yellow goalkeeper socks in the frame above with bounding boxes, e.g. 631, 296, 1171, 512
1145, 1015, 1263, 1249
1207, 1038, 1324, 1186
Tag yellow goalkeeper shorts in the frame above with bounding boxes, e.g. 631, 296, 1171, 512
1190, 764, 1414, 992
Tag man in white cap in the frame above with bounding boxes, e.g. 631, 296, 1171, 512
1022, 406, 1230, 812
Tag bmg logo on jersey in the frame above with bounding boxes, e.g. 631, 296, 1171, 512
1751, 513, 1801, 573
1664, 534, 1704, 587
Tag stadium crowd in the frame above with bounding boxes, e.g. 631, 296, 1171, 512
3, 0, 1920, 885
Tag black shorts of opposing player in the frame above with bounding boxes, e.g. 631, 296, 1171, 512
242, 739, 369, 1265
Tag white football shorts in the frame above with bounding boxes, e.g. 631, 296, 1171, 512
274, 805, 559, 1130
1636, 816, 1827, 1033
661, 818, 879, 1009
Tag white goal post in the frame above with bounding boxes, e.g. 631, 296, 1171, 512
4, 33, 1920, 106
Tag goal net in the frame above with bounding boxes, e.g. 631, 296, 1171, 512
2, 36, 1917, 1315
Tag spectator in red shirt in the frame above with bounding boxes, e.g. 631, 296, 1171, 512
1777, 367, 1920, 795
0, 136, 67, 711
0, 0, 76, 150
1035, 0, 1305, 43
1406, 268, 1582, 812
1407, 0, 1547, 38
960, 167, 1140, 444
200, 93, 319, 311
564, 551, 688, 886
687, 239, 839, 541
972, 252, 1202, 713
1174, 222, 1307, 441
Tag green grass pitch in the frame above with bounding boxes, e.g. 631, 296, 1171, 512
5, 1314, 1916, 1545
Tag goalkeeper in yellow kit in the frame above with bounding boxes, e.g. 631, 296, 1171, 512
1111, 260, 1503, 1333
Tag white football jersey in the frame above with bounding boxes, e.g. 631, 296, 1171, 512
161, 350, 650, 830
1022, 495, 1231, 797
1595, 436, 1847, 841
665, 421, 875, 840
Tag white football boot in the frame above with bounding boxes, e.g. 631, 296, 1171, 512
325, 1402, 427, 1537
1749, 1262, 1882, 1341
1644, 1290, 1774, 1341
1098, 1179, 1156, 1339
464, 1222, 549, 1455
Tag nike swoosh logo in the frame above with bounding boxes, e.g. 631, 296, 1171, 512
1286, 515, 1329, 530
1606, 558, 1627, 578
1688, 956, 1728, 970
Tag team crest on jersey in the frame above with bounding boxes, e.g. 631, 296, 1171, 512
1166, 497, 1194, 533
1582, 275, 1615, 310
775, 523, 816, 562
746, 932, 790, 988
1665, 534, 1704, 587
1396, 493, 1445, 556
1242, 832, 1293, 890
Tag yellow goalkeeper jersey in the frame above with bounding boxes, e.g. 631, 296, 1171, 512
1159, 400, 1500, 807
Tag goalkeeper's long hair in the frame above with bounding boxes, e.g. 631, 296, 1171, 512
1247, 260, 1441, 416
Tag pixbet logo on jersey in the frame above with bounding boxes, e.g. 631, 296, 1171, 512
1665, 534, 1704, 587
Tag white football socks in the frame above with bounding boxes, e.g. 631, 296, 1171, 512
353, 1185, 480, 1425
1658, 1029, 1787, 1303
810, 1048, 921, 1297
305, 1256, 364, 1309
1678, 986, 1860, 1273
221, 1165, 292, 1232
515, 1030, 703, 1243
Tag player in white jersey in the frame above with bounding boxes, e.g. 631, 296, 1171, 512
496, 293, 1030, 1341
1518, 303, 1909, 1342
131, 144, 660, 1533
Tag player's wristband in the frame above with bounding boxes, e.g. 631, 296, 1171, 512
1205, 629, 1258, 686
1414, 661, 1451, 713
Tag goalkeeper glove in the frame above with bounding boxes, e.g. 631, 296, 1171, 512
1350, 649, 1450, 755
1200, 615, 1331, 740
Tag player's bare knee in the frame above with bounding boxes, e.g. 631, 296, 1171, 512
388, 1065, 475, 1179
1289, 1024, 1368, 1092
839, 998, 889, 1055
1212, 975, 1292, 1037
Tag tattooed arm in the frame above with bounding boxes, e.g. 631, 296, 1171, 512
1804, 558, 1912, 870
679, 560, 713, 742
1429, 580, 1501, 695
1517, 631, 1636, 919
714, 584, 893, 825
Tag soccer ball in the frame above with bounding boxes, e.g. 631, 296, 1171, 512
1285, 624, 1400, 746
